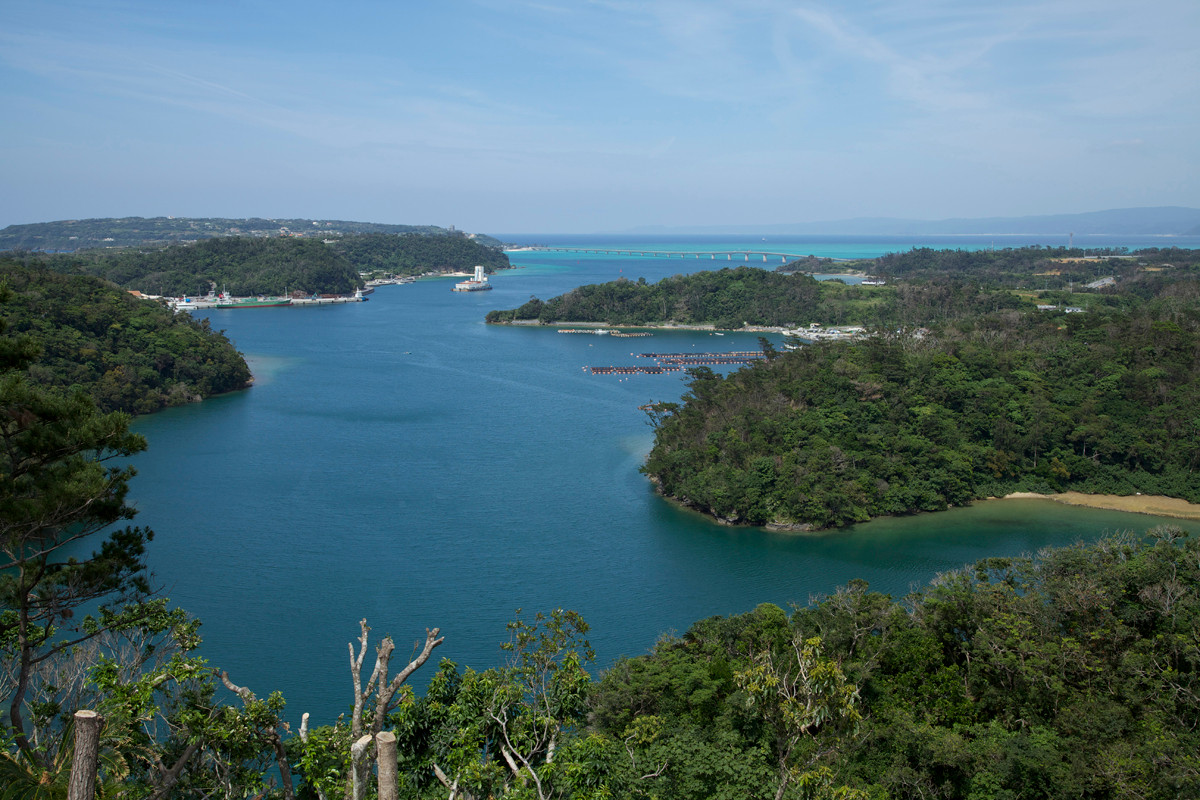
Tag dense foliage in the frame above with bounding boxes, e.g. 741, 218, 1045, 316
644, 281, 1200, 529
0, 261, 250, 414
0, 298, 299, 800
0, 216, 498, 251
328, 232, 510, 277
19, 237, 362, 297
13, 232, 510, 297
291, 532, 1200, 799
583, 529, 1200, 800
776, 254, 846, 273
488, 248, 1200, 331
487, 268, 857, 329
874, 246, 1200, 287
484, 265, 1056, 330
4, 378, 1197, 800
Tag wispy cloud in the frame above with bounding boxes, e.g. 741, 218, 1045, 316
0, 0, 1195, 228
0, 26, 590, 166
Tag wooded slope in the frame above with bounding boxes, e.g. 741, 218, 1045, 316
582, 530, 1200, 799
0, 261, 251, 414
327, 232, 509, 277
13, 233, 509, 297
644, 279, 1200, 529
487, 267, 860, 329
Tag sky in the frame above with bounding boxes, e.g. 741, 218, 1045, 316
2, 0, 1198, 234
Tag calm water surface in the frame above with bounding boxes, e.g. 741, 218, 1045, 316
129, 236, 1200, 722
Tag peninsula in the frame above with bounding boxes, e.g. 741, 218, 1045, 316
0, 259, 251, 414
642, 248, 1200, 529
4, 224, 510, 298
486, 246, 1200, 530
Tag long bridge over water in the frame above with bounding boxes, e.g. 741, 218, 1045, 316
516, 246, 851, 263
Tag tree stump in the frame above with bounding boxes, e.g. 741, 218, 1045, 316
67, 710, 104, 800
376, 731, 398, 800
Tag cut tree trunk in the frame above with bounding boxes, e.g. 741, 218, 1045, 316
67, 710, 104, 800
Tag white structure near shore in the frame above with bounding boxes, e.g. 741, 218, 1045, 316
453, 265, 492, 292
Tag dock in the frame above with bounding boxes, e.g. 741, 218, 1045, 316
290, 293, 367, 305
558, 328, 654, 337
587, 350, 764, 375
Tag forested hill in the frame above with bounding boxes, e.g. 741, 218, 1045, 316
327, 232, 510, 276
0, 260, 251, 414
0, 216, 505, 251
11, 233, 509, 297
487, 267, 850, 329
872, 244, 1198, 284
485, 266, 1062, 330
581, 530, 1200, 799
24, 237, 363, 297
487, 247, 1199, 330
643, 274, 1200, 530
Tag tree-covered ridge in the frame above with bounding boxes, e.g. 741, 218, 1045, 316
874, 245, 1200, 287
0, 260, 251, 414
19, 237, 362, 297
0, 216, 505, 251
482, 264, 1057, 331
328, 232, 510, 277
583, 529, 1200, 800
488, 248, 1200, 330
487, 267, 863, 329
15, 232, 511, 297
643, 280, 1200, 530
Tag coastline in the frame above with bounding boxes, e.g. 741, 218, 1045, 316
999, 491, 1200, 521
488, 319, 798, 333
655, 486, 1200, 536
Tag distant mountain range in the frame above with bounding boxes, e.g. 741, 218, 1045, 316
628, 207, 1200, 237
0, 216, 505, 252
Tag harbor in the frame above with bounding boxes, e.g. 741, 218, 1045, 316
169, 287, 368, 311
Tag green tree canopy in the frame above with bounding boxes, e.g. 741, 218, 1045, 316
0, 260, 251, 414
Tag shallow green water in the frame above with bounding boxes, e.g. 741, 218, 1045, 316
126, 236, 1199, 720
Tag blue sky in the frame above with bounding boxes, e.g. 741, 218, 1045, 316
2, 0, 1197, 233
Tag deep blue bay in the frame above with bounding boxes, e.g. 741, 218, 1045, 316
128, 234, 1200, 723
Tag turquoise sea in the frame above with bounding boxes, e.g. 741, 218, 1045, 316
128, 233, 1200, 722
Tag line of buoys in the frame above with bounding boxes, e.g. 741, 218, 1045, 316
657, 357, 763, 365
589, 366, 685, 375
637, 351, 763, 358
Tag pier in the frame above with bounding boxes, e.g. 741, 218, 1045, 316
558, 328, 653, 337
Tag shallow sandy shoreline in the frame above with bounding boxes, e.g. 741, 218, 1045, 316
1000, 492, 1200, 521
